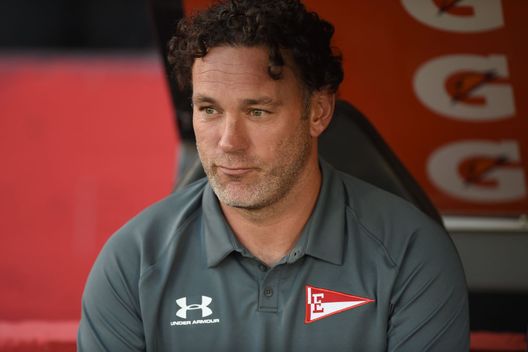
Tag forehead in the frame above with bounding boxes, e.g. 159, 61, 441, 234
191, 46, 301, 95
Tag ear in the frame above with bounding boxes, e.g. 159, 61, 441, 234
308, 90, 335, 137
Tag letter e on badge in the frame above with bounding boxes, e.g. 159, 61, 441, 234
305, 285, 374, 324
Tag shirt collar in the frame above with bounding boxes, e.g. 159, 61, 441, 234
202, 184, 242, 267
302, 159, 345, 265
202, 158, 346, 268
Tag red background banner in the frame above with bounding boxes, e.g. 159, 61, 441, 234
0, 1, 526, 350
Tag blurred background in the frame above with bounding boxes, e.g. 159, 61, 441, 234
0, 0, 527, 351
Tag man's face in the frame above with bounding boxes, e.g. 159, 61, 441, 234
191, 46, 315, 210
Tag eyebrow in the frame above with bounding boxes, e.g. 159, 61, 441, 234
241, 97, 278, 106
192, 95, 217, 105
192, 95, 282, 108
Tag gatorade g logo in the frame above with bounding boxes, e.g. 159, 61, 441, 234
427, 140, 526, 202
414, 55, 515, 121
401, 0, 504, 33
176, 296, 213, 319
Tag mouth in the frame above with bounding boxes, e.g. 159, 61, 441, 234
216, 165, 255, 176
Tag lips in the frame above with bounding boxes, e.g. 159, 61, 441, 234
216, 165, 255, 176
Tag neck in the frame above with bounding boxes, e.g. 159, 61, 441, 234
221, 157, 321, 267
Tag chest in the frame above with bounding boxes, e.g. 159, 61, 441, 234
139, 254, 391, 352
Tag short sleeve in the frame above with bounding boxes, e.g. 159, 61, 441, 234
77, 233, 146, 352
387, 221, 470, 351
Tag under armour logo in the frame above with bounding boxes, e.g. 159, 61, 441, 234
176, 296, 213, 319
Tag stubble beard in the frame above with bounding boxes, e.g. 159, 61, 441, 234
197, 121, 313, 211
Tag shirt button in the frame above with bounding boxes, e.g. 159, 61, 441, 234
264, 287, 273, 297
258, 264, 268, 272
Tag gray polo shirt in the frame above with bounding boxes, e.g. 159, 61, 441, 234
78, 160, 469, 351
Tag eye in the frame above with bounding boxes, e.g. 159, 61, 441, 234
249, 109, 267, 118
204, 107, 217, 115
197, 106, 219, 117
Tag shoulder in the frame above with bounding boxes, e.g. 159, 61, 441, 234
97, 177, 208, 274
79, 179, 209, 351
333, 168, 451, 267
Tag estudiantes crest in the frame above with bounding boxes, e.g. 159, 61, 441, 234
305, 285, 375, 324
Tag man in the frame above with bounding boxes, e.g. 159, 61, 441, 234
78, 0, 469, 351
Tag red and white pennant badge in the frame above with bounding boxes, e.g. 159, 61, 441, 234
305, 285, 375, 324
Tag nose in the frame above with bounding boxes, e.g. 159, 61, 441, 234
218, 115, 249, 153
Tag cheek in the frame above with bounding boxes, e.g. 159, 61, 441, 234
246, 126, 281, 154
193, 121, 217, 148
256, 124, 301, 157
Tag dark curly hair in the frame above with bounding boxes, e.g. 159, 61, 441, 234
167, 0, 343, 94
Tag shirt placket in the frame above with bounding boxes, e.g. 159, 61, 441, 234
258, 264, 281, 313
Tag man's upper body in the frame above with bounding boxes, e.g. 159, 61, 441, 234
78, 160, 469, 352
78, 0, 470, 350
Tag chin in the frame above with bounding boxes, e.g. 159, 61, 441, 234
216, 191, 262, 209
212, 184, 271, 210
